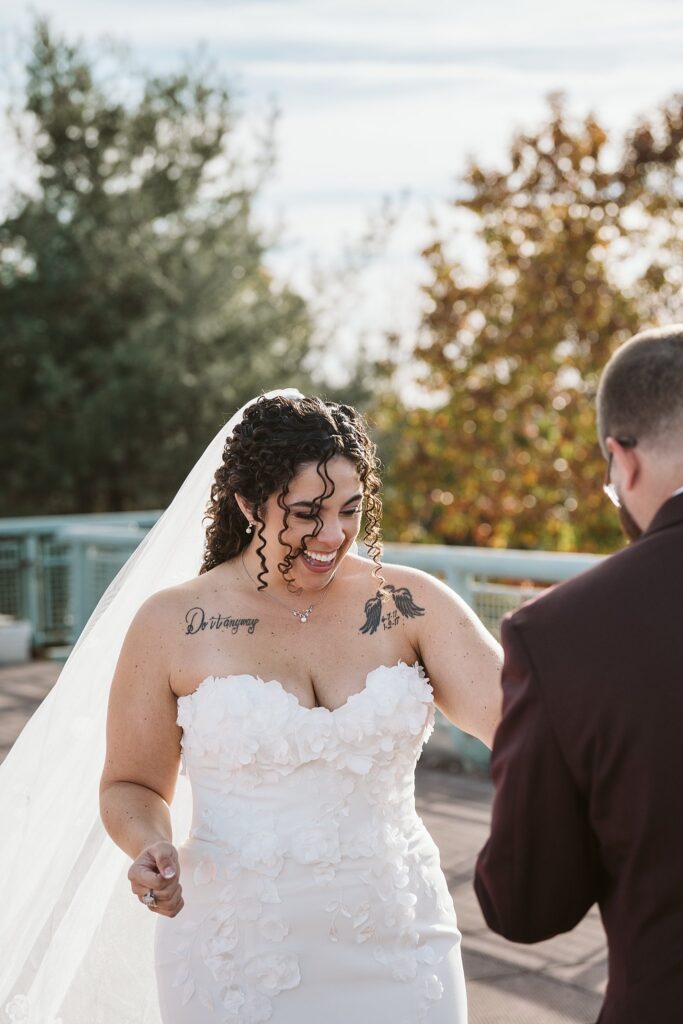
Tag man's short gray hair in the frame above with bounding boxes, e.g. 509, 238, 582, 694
596, 325, 683, 454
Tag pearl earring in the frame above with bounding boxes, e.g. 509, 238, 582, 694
245, 522, 253, 534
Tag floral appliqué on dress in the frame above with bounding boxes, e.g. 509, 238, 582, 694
154, 663, 465, 1023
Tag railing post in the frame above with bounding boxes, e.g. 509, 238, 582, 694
22, 535, 42, 647
68, 539, 90, 645
446, 569, 474, 606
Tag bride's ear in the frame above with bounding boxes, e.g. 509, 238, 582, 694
234, 493, 255, 527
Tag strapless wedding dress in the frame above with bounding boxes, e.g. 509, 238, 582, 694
155, 662, 467, 1023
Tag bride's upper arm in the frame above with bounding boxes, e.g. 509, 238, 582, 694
100, 591, 181, 805
403, 568, 503, 748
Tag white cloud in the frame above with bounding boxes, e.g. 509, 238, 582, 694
1, 0, 682, 356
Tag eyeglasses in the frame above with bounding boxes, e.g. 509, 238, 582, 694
603, 437, 637, 508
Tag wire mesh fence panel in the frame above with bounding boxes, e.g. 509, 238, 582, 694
471, 581, 548, 640
41, 540, 73, 644
0, 539, 23, 619
85, 544, 138, 616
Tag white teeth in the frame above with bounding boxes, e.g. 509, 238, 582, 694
305, 551, 336, 563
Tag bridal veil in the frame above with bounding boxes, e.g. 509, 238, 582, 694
0, 389, 302, 1024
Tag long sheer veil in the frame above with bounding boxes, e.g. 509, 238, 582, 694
0, 389, 303, 1024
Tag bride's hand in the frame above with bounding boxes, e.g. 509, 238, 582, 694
128, 841, 184, 917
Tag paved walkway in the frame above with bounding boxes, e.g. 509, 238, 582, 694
416, 768, 606, 1023
0, 661, 607, 1023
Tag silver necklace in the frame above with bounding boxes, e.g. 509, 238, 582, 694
240, 551, 337, 624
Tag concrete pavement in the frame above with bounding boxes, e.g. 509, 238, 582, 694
415, 767, 606, 1023
0, 661, 607, 1023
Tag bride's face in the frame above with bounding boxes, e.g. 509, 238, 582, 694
258, 456, 363, 590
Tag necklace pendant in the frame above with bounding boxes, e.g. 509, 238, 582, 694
241, 551, 335, 625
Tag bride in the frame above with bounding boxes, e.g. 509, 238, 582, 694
0, 391, 501, 1024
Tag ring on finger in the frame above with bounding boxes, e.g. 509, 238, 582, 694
141, 889, 157, 908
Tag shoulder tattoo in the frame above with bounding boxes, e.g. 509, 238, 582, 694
359, 585, 426, 636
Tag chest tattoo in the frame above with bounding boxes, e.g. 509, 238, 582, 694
184, 606, 259, 636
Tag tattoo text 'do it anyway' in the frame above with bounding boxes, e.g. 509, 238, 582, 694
184, 607, 259, 636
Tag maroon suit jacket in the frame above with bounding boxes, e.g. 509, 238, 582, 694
475, 492, 683, 1024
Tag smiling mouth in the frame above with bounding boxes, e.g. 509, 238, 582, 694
300, 549, 338, 569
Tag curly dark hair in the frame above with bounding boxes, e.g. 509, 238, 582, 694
200, 395, 383, 589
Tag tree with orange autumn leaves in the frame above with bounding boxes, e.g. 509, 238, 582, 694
377, 95, 683, 552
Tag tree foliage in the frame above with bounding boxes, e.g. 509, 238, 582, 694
0, 20, 322, 514
378, 95, 683, 552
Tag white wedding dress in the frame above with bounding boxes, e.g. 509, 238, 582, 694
155, 662, 467, 1024
0, 391, 468, 1024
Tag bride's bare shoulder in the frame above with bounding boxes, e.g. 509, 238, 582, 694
344, 553, 440, 594
132, 561, 241, 627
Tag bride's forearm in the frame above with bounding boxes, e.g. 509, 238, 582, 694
99, 781, 173, 860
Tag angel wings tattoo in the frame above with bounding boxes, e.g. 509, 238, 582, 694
359, 584, 426, 635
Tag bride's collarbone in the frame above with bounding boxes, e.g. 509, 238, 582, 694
179, 569, 422, 637
176, 579, 376, 644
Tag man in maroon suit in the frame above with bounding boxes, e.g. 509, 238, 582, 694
475, 325, 683, 1023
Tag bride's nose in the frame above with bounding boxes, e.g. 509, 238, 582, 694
317, 518, 346, 547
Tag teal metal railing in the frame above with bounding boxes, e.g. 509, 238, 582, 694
0, 513, 604, 769
1, 514, 603, 646
0, 513, 160, 646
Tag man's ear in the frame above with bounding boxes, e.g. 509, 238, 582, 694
607, 437, 640, 493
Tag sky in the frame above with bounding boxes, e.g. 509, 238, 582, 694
2, 0, 683, 373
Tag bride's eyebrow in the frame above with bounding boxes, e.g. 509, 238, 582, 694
290, 492, 363, 509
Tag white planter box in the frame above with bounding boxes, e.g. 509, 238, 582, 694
0, 619, 33, 665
